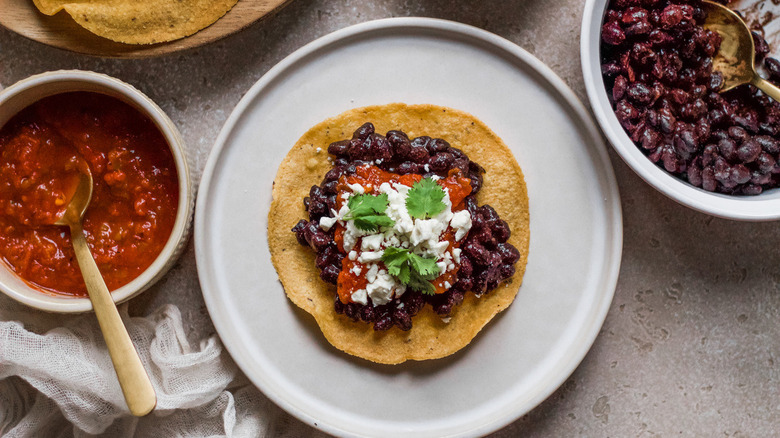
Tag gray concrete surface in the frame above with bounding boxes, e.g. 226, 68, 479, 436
1, 0, 778, 436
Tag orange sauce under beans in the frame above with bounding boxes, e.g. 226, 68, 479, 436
333, 164, 472, 303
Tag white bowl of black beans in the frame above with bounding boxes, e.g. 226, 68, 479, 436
582, 0, 780, 220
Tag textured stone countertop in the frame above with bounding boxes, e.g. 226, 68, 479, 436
1, 0, 779, 436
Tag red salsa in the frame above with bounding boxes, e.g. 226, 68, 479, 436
0, 92, 179, 296
333, 165, 472, 304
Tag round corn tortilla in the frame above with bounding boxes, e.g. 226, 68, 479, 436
269, 103, 529, 364
33, 0, 238, 44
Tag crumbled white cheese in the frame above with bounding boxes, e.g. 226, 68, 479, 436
350, 265, 362, 276
410, 219, 437, 247
361, 234, 384, 251
358, 251, 383, 263
343, 219, 371, 251
430, 240, 450, 257
347, 183, 365, 194
316, 147, 322, 153
366, 270, 397, 305
365, 269, 406, 305
365, 264, 380, 283
336, 167, 475, 307
379, 182, 414, 234
424, 164, 430, 172
351, 289, 368, 305
452, 248, 461, 263
319, 215, 338, 231
450, 210, 472, 241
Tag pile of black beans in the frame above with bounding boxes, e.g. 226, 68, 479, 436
292, 122, 521, 331
601, 0, 780, 195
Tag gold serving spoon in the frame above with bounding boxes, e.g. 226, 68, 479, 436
702, 0, 780, 101
55, 168, 157, 417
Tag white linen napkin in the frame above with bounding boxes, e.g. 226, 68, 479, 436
0, 299, 295, 437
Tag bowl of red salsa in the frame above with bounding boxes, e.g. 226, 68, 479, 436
0, 70, 193, 312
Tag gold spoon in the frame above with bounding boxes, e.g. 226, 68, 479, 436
55, 169, 157, 417
702, 0, 780, 100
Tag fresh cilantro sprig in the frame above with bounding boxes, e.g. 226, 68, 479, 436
343, 193, 395, 232
406, 177, 446, 219
381, 247, 439, 295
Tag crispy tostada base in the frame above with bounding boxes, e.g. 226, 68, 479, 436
269, 103, 529, 364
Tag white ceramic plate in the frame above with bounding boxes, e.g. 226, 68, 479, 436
196, 18, 622, 438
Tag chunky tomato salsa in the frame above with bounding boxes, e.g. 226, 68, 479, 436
0, 92, 179, 296
333, 165, 472, 303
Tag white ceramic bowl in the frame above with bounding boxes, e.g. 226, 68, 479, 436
0, 70, 193, 312
582, 0, 780, 221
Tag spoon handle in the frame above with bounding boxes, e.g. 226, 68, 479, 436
69, 221, 157, 417
751, 75, 780, 104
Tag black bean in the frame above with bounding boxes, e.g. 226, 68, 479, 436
742, 184, 763, 195
315, 245, 336, 269
736, 140, 761, 163
327, 140, 350, 156
731, 164, 751, 184
427, 138, 450, 154
386, 130, 411, 157
352, 122, 374, 140
333, 296, 345, 314
497, 242, 520, 264
359, 305, 375, 322
392, 309, 412, 331
373, 315, 393, 331
463, 241, 490, 265
408, 144, 429, 162
320, 265, 340, 284
687, 164, 702, 187
758, 152, 776, 173
429, 152, 454, 172
717, 138, 738, 162
766, 58, 780, 82
755, 135, 780, 154
603, 21, 626, 45
492, 219, 511, 243
728, 126, 748, 143
292, 220, 308, 246
702, 167, 717, 192
752, 31, 769, 60
397, 162, 421, 174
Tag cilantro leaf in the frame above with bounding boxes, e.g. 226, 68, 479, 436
408, 272, 436, 295
346, 193, 388, 217
397, 264, 411, 284
406, 177, 446, 219
352, 215, 395, 232
343, 193, 395, 231
381, 247, 438, 295
381, 247, 409, 277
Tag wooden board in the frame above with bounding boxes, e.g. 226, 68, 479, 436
0, 0, 292, 58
